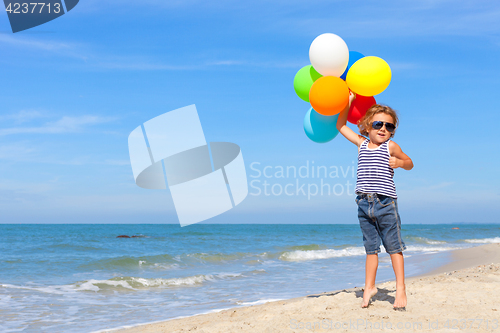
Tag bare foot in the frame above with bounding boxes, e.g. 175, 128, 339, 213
361, 286, 378, 308
393, 284, 407, 309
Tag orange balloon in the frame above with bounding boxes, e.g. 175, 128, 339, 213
309, 76, 349, 116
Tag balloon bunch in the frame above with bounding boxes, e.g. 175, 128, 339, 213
294, 33, 392, 143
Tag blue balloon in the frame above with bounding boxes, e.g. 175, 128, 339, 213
340, 51, 365, 81
303, 108, 339, 143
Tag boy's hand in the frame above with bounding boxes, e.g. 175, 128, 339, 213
349, 91, 356, 106
389, 156, 403, 169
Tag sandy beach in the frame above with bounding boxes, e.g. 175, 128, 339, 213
110, 243, 500, 333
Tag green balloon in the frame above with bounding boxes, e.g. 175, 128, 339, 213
293, 65, 322, 102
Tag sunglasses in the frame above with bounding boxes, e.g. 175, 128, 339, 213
371, 121, 396, 133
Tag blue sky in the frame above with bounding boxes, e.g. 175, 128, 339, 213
0, 0, 499, 224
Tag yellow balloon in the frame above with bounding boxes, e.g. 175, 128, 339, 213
346, 56, 391, 96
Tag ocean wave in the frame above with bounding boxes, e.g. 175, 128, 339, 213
249, 269, 267, 275
1, 272, 244, 294
0, 283, 77, 295
74, 272, 243, 292
464, 237, 500, 244
80, 245, 374, 269
407, 236, 447, 245
279, 247, 366, 261
47, 244, 103, 251
80, 242, 479, 270
83, 251, 261, 271
405, 245, 466, 253
285, 244, 322, 251
184, 252, 250, 263
278, 244, 471, 260
81, 254, 178, 270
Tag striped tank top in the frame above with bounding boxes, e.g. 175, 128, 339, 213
355, 139, 397, 198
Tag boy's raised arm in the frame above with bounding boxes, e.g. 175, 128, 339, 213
336, 92, 363, 146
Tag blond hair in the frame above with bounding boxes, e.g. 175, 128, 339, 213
357, 104, 399, 138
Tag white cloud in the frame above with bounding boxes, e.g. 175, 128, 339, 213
88, 56, 305, 71
205, 59, 304, 69
262, 1, 500, 39
0, 180, 57, 194
0, 110, 49, 123
0, 142, 37, 161
0, 115, 115, 136
92, 59, 198, 71
1, 33, 301, 70
0, 34, 87, 60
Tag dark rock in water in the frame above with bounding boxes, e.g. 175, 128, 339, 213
131, 235, 147, 238
117, 235, 130, 238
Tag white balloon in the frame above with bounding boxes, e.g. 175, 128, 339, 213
309, 33, 349, 77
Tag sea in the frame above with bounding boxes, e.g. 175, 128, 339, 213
1, 223, 499, 332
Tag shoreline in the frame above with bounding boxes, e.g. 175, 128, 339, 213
103, 243, 500, 333
422, 243, 500, 276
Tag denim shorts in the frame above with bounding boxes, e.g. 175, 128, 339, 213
355, 193, 406, 255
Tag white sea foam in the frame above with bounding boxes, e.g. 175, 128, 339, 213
426, 240, 447, 245
464, 237, 500, 244
0, 283, 77, 295
237, 298, 284, 306
75, 279, 135, 292
215, 272, 242, 279
1, 271, 244, 296
405, 245, 467, 253
0, 295, 11, 302
279, 247, 365, 261
278, 244, 472, 258
152, 263, 180, 270
74, 272, 243, 292
413, 237, 447, 245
